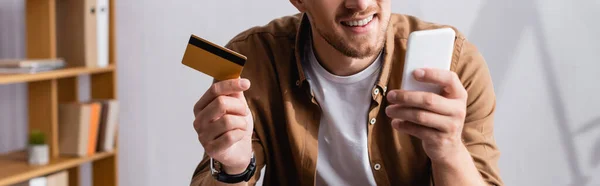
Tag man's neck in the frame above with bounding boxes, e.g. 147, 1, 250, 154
311, 31, 380, 77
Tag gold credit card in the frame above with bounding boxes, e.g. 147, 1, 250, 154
181, 34, 246, 80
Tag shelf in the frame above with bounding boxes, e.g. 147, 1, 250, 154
0, 64, 115, 85
0, 149, 117, 185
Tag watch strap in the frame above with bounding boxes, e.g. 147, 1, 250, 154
212, 154, 256, 184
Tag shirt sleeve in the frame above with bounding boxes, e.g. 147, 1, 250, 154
453, 38, 504, 186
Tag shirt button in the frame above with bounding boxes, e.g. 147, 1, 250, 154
369, 118, 376, 125
373, 163, 381, 170
373, 88, 380, 95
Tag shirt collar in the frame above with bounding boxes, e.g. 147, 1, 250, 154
293, 13, 397, 95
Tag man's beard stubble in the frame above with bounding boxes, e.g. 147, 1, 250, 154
312, 6, 388, 59
316, 26, 385, 59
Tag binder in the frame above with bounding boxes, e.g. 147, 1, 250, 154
57, 0, 98, 67
96, 0, 110, 67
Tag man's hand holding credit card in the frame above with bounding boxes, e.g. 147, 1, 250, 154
183, 34, 255, 177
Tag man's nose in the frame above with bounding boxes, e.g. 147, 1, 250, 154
345, 0, 372, 11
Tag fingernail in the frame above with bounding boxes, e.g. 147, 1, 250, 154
413, 69, 425, 79
239, 79, 250, 89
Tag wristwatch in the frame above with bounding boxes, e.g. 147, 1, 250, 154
210, 153, 256, 184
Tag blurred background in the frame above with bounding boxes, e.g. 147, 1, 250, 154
1, 0, 599, 185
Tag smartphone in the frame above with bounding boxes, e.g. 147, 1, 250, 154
400, 28, 456, 94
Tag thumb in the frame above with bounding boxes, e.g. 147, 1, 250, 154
229, 78, 250, 98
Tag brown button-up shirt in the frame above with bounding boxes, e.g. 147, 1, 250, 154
191, 13, 503, 186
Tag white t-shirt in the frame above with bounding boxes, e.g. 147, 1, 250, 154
304, 40, 381, 186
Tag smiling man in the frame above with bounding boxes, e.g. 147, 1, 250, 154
190, 0, 502, 185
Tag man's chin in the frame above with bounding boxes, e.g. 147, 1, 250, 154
319, 28, 383, 58
345, 42, 382, 58
341, 47, 378, 59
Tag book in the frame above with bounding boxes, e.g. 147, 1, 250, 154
0, 58, 65, 74
0, 66, 61, 74
96, 99, 119, 152
87, 102, 102, 156
14, 177, 47, 186
58, 101, 104, 157
13, 171, 68, 186
58, 103, 91, 157
0, 58, 65, 68
46, 171, 68, 186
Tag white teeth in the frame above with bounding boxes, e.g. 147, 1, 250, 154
343, 15, 374, 27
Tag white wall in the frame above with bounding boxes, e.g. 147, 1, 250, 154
0, 0, 27, 154
1, 0, 599, 185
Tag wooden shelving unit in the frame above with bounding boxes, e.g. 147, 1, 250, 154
0, 150, 116, 186
0, 0, 118, 185
0, 65, 115, 85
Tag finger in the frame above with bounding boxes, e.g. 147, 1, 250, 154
391, 119, 437, 141
228, 91, 247, 103
194, 78, 251, 114
200, 96, 248, 123
199, 115, 248, 142
385, 105, 453, 132
386, 90, 458, 116
206, 129, 245, 156
413, 68, 466, 99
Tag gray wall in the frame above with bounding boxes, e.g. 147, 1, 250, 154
1, 0, 599, 185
